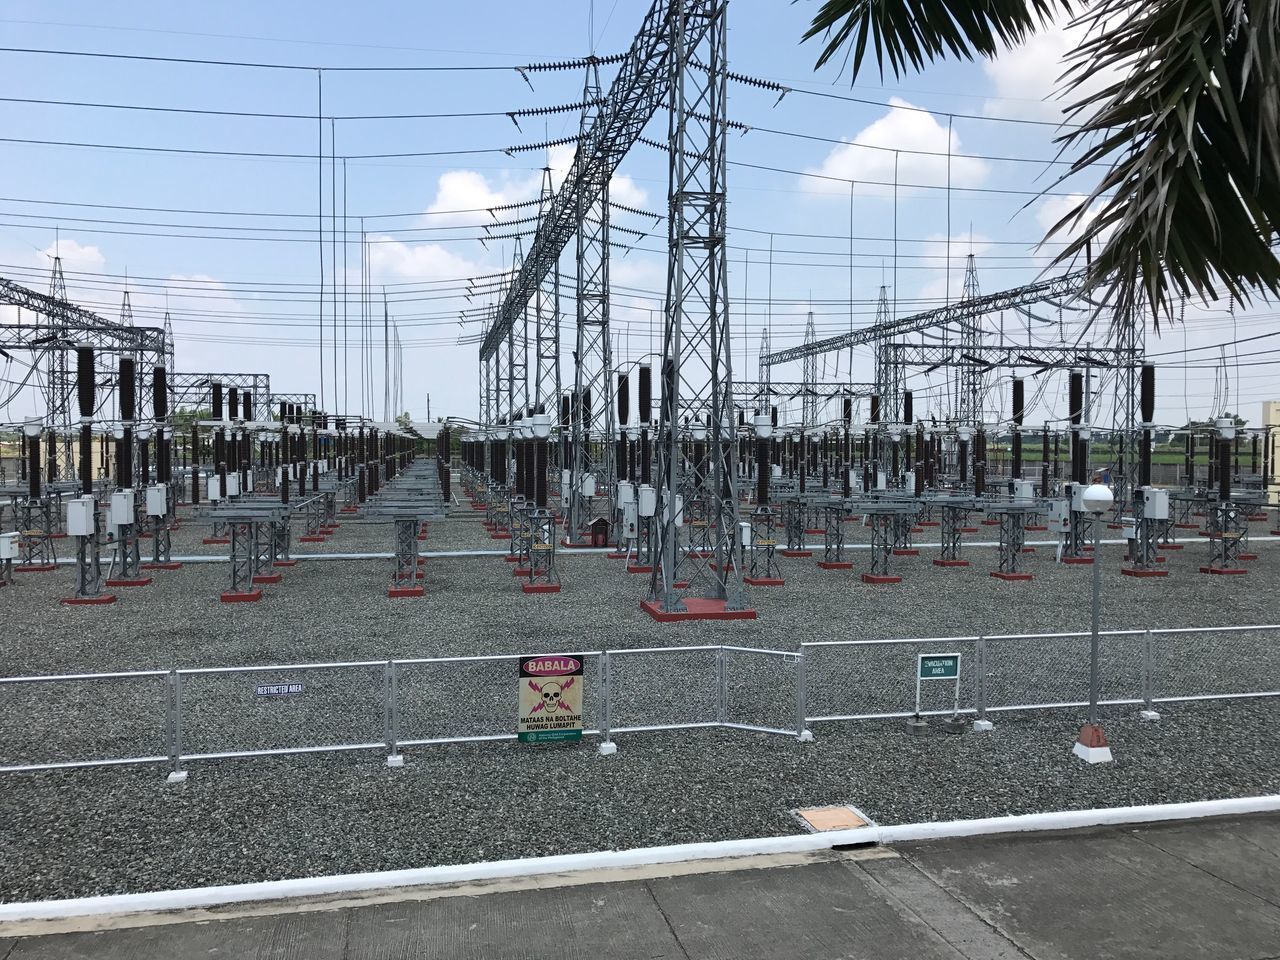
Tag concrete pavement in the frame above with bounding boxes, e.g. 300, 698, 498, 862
4, 814, 1280, 959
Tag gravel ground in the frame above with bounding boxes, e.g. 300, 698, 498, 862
1, 496, 1279, 903
2, 700, 1279, 902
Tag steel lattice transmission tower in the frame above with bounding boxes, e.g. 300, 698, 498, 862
43, 256, 72, 477
801, 311, 818, 429
871, 285, 903, 421
504, 240, 529, 423
532, 166, 561, 422
567, 57, 615, 540
649, 0, 746, 613
956, 253, 985, 425
756, 325, 771, 412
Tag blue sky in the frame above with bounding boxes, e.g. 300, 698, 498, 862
0, 1, 1272, 430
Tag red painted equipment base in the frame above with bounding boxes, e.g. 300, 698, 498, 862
560, 539, 596, 549
202, 538, 230, 545
1174, 523, 1199, 530
891, 548, 919, 557
816, 561, 853, 570
1122, 567, 1168, 578
253, 573, 283, 585
1197, 530, 1212, 537
521, 582, 562, 594
744, 576, 785, 586
933, 559, 970, 567
142, 562, 184, 571
106, 577, 152, 588
1162, 544, 1184, 551
221, 589, 263, 603
1062, 557, 1094, 565
1240, 553, 1259, 561
606, 552, 628, 559
504, 555, 521, 563
779, 549, 812, 558
861, 573, 902, 585
1200, 566, 1247, 575
14, 564, 57, 573
626, 565, 653, 574
990, 571, 1033, 582
513, 567, 531, 577
1026, 525, 1048, 532
388, 585, 425, 598
641, 598, 757, 623
491, 533, 512, 541
341, 506, 360, 514
61, 594, 118, 606
1248, 514, 1268, 521
273, 560, 298, 568
298, 536, 326, 543
982, 519, 1000, 526
804, 528, 825, 536
910, 527, 924, 534
917, 521, 940, 527
1106, 523, 1123, 530
1022, 547, 1037, 554
959, 527, 979, 534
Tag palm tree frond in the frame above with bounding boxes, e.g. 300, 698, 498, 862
1050, 0, 1280, 328
802, 0, 1073, 80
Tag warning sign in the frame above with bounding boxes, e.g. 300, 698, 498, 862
518, 654, 584, 744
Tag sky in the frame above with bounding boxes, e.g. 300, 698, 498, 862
0, 0, 1275, 432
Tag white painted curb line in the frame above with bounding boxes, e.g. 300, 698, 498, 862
2, 795, 1278, 923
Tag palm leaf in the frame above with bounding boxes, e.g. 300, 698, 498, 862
1050, 0, 1280, 327
803, 0, 1280, 330
802, 0, 1073, 79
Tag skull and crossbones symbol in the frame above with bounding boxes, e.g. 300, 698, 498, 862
528, 676, 575, 714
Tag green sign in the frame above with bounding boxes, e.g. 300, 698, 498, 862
918, 655, 960, 680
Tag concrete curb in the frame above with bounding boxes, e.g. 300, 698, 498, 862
3, 794, 1278, 924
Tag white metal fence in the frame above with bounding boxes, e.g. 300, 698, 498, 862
2, 625, 1277, 776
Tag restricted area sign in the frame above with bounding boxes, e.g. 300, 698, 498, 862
915, 652, 962, 716
518, 654, 584, 744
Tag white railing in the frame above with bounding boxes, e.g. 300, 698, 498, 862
2, 625, 1277, 777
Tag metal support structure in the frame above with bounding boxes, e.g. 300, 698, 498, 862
762, 270, 1085, 368
648, 0, 747, 614
567, 57, 616, 542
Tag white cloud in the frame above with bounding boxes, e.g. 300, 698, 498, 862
36, 238, 105, 274
424, 143, 647, 232
982, 14, 1129, 122
368, 237, 483, 284
1035, 192, 1112, 245
803, 98, 989, 197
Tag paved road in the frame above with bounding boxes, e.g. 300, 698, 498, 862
4, 815, 1280, 959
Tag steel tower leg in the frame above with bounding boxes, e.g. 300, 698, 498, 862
647, 0, 748, 618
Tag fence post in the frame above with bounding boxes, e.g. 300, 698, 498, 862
597, 650, 616, 756
165, 670, 187, 783
385, 661, 404, 767
794, 647, 812, 742
715, 647, 727, 725
1140, 630, 1161, 721
973, 637, 993, 731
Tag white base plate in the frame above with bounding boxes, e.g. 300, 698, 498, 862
386, 754, 405, 768
973, 719, 994, 732
1139, 710, 1161, 722
1073, 741, 1114, 764
597, 741, 618, 756
166, 771, 188, 784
